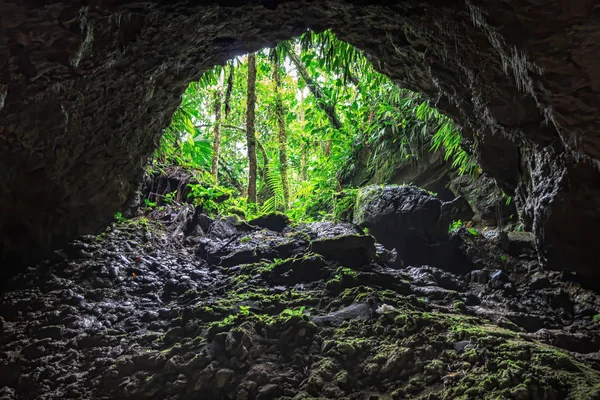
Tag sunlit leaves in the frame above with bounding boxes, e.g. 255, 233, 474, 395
153, 29, 477, 221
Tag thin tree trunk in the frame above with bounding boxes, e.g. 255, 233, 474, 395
219, 155, 244, 192
299, 88, 308, 180
301, 143, 308, 180
286, 45, 342, 130
246, 53, 258, 204
257, 138, 269, 186
224, 61, 235, 119
211, 69, 225, 183
273, 52, 289, 209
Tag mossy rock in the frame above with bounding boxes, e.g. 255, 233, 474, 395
310, 234, 377, 268
249, 212, 290, 232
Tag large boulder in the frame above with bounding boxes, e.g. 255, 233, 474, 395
449, 172, 517, 227
353, 185, 473, 271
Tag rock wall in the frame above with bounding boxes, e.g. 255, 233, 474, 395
2, 0, 600, 278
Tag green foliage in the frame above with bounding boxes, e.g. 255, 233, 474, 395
279, 306, 307, 319
114, 212, 126, 223
262, 163, 285, 214
153, 29, 477, 222
187, 183, 233, 214
449, 220, 478, 236
449, 220, 464, 233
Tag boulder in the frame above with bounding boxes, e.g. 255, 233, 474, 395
353, 185, 472, 272
449, 172, 516, 226
249, 213, 290, 233
270, 254, 329, 285
309, 234, 377, 268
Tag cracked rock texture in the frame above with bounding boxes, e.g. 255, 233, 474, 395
1, 0, 600, 279
2, 207, 600, 399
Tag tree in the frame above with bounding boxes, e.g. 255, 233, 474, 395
273, 49, 290, 208
154, 29, 476, 221
211, 69, 225, 183
246, 53, 258, 204
299, 88, 308, 181
285, 44, 342, 130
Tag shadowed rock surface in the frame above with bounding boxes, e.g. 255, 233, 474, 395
354, 185, 474, 271
2, 207, 600, 399
2, 1, 600, 281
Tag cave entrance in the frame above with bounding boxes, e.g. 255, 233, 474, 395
5, 1, 600, 281
147, 30, 473, 222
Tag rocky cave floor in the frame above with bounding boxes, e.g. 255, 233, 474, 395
2, 206, 600, 400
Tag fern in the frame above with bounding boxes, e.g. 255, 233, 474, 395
262, 162, 285, 213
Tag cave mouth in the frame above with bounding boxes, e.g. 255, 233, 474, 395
2, 1, 600, 282
147, 29, 473, 224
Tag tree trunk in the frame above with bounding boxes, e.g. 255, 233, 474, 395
211, 69, 225, 183
301, 143, 308, 180
273, 52, 289, 209
286, 45, 342, 130
299, 88, 308, 180
246, 53, 258, 204
257, 138, 271, 200
224, 61, 235, 119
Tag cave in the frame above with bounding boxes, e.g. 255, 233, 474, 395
3, 1, 600, 283
3, 2, 600, 398
2, 1, 600, 280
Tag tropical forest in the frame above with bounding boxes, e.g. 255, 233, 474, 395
4, 5, 600, 400
151, 30, 476, 223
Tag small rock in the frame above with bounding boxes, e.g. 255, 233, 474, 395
512, 387, 530, 400
236, 389, 249, 400
530, 272, 551, 289
489, 269, 510, 289
454, 340, 473, 353
312, 303, 374, 326
375, 304, 396, 314
468, 269, 489, 284
502, 282, 517, 297
215, 368, 234, 388
256, 383, 281, 400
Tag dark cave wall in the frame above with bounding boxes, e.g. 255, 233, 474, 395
1, 0, 600, 278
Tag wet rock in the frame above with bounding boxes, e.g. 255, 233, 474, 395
507, 232, 536, 257
210, 217, 249, 239
529, 272, 551, 289
297, 221, 363, 240
270, 254, 329, 285
440, 196, 474, 226
468, 269, 490, 284
513, 387, 530, 400
219, 249, 261, 268
489, 270, 510, 289
194, 362, 219, 392
215, 368, 234, 389
532, 329, 600, 354
2, 207, 600, 400
256, 383, 281, 400
35, 325, 64, 340
353, 185, 470, 272
375, 243, 398, 265
310, 234, 376, 268
312, 303, 374, 326
454, 340, 474, 353
249, 212, 290, 232
449, 172, 516, 226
